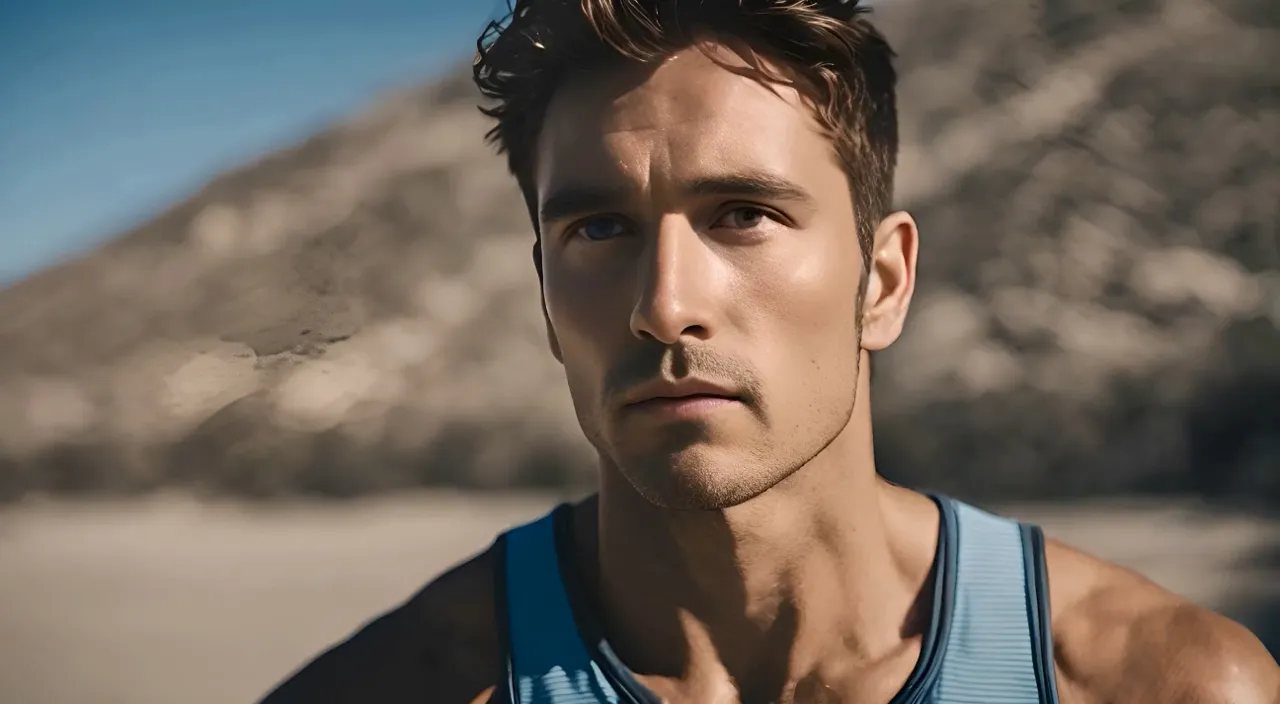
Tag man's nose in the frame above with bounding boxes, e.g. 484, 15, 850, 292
628, 216, 718, 345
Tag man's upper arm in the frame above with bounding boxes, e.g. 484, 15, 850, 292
1047, 539, 1279, 704
257, 546, 504, 704
1143, 603, 1280, 704
1055, 578, 1279, 702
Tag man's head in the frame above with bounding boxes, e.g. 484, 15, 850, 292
474, 0, 918, 510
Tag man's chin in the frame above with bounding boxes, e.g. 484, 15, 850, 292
613, 445, 774, 511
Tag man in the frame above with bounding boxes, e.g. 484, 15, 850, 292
260, 1, 1280, 702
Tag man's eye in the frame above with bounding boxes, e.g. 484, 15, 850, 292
713, 206, 769, 230
570, 217, 628, 241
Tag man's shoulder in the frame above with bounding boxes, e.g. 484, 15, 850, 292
258, 544, 504, 704
1044, 538, 1279, 704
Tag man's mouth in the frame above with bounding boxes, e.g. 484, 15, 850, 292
624, 392, 741, 418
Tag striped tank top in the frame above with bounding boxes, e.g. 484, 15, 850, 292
492, 495, 1060, 703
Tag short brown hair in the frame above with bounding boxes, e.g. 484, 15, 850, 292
473, 0, 899, 267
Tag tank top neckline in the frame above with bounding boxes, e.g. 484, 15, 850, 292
539, 493, 961, 704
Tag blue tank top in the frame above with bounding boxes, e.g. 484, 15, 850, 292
494, 495, 1060, 703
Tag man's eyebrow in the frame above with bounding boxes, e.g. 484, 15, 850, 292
684, 171, 814, 203
537, 170, 815, 224
539, 186, 627, 224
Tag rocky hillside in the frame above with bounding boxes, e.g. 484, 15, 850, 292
0, 0, 1276, 501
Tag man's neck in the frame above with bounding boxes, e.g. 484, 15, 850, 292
573, 409, 942, 701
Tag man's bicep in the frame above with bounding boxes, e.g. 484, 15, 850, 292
1188, 612, 1280, 704
1134, 602, 1280, 704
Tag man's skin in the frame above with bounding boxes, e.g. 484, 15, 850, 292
264, 42, 1280, 704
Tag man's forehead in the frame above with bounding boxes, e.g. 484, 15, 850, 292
535, 46, 827, 191
544, 45, 808, 131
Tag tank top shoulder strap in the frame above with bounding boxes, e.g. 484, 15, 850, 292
497, 505, 623, 704
931, 496, 1060, 703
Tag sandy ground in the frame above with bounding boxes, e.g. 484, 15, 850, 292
0, 492, 1276, 704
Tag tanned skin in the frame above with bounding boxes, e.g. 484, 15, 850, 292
261, 44, 1279, 704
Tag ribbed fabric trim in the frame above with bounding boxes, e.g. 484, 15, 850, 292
933, 501, 1044, 703
503, 507, 621, 704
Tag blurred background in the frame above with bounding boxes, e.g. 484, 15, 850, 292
0, 0, 1276, 702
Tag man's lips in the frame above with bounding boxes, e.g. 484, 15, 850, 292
622, 391, 742, 419
621, 378, 740, 406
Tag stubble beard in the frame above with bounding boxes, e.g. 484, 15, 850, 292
590, 278, 868, 511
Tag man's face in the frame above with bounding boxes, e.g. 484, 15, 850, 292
534, 45, 873, 510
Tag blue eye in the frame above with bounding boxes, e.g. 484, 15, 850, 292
574, 217, 628, 241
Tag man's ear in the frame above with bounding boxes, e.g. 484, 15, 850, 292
859, 210, 919, 352
533, 240, 564, 363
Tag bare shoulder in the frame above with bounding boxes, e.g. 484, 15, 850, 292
258, 544, 503, 704
1043, 537, 1279, 704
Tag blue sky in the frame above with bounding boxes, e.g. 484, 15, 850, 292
0, 0, 500, 283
